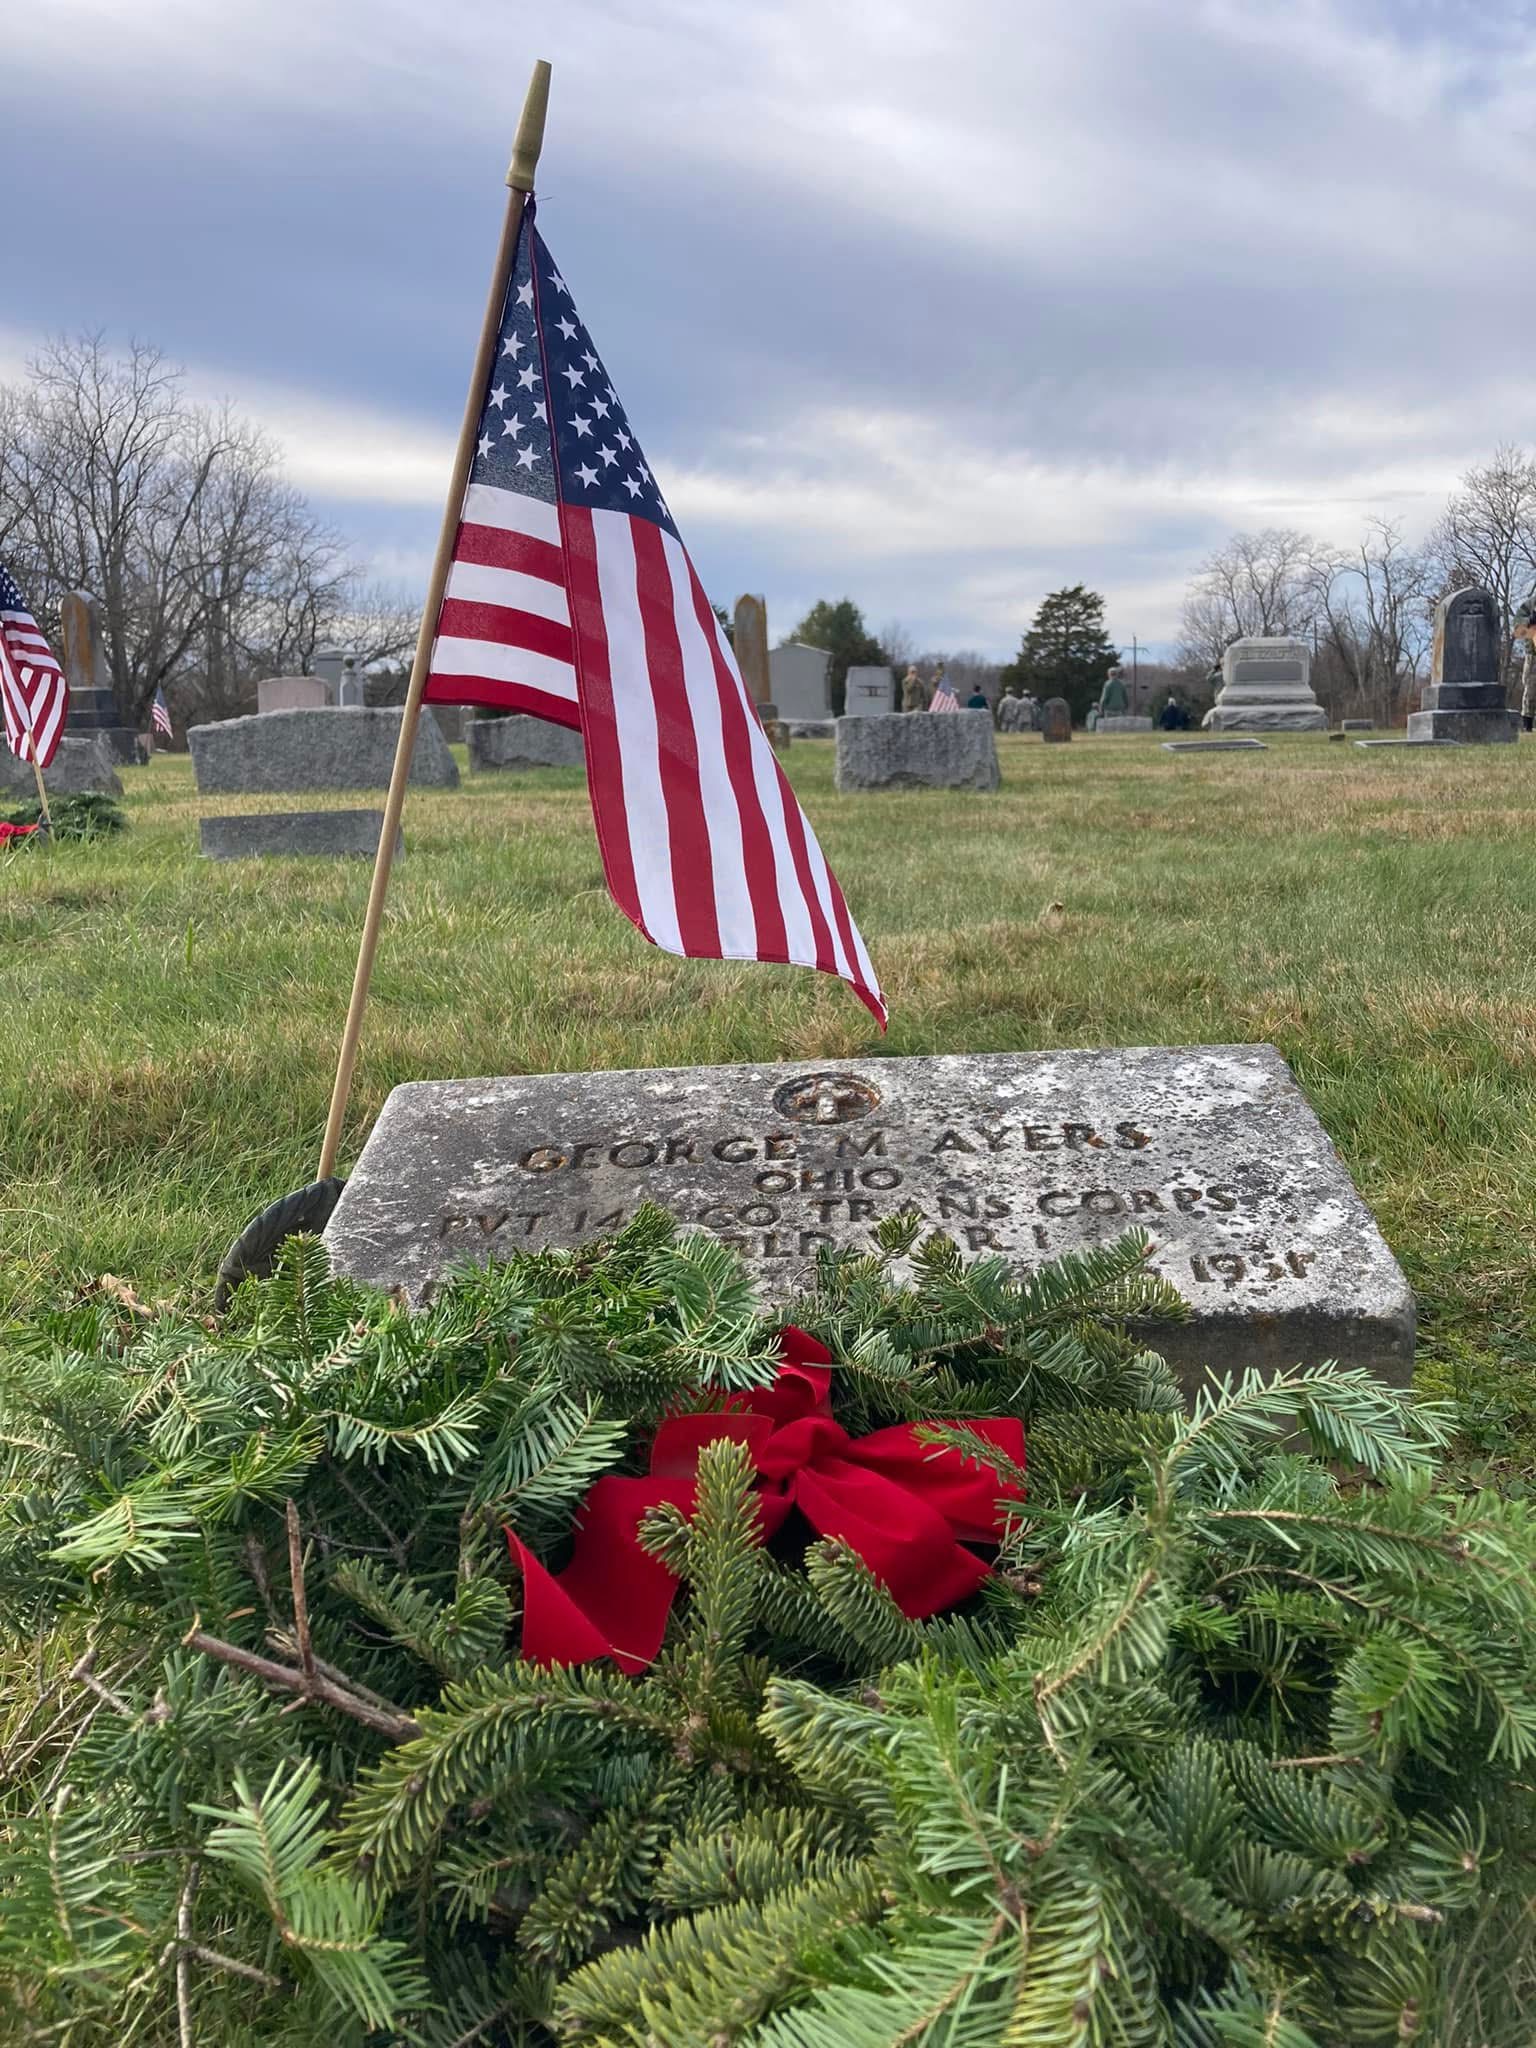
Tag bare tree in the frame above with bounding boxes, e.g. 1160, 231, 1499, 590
1310, 518, 1432, 725
0, 334, 352, 725
1178, 528, 1326, 671
1424, 445, 1536, 687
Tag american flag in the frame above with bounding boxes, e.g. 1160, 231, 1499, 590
152, 685, 174, 738
929, 676, 961, 713
423, 203, 884, 1024
0, 560, 68, 769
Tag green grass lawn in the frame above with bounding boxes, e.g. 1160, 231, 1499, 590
5, 733, 1536, 1460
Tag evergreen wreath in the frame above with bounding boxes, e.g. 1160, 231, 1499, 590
0, 1207, 1532, 2045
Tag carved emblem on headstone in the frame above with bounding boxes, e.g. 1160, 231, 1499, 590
771, 1072, 881, 1123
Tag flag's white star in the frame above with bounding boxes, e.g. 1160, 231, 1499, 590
616, 429, 633, 451
532, 399, 548, 423
549, 269, 571, 296
501, 415, 523, 437
622, 474, 643, 498
581, 350, 599, 371
516, 279, 534, 307
556, 316, 578, 340
501, 331, 524, 358
571, 413, 593, 438
597, 443, 618, 467
637, 464, 652, 485
489, 383, 509, 409
561, 365, 586, 388
590, 397, 610, 419
517, 365, 540, 390
515, 443, 539, 470
476, 433, 493, 459
577, 462, 599, 488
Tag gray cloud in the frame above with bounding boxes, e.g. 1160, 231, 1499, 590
6, 0, 1536, 654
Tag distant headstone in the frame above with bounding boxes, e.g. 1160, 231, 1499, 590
844, 665, 895, 715
1406, 589, 1519, 744
0, 731, 123, 799
311, 647, 353, 702
768, 643, 833, 722
58, 591, 138, 763
786, 719, 835, 739
187, 707, 459, 794
1205, 638, 1326, 732
257, 675, 329, 716
835, 709, 1000, 792
1162, 739, 1268, 753
733, 596, 772, 710
1040, 698, 1072, 743
200, 810, 402, 860
1095, 716, 1154, 733
324, 1044, 1415, 1396
337, 659, 366, 708
1341, 719, 1374, 731
470, 715, 585, 771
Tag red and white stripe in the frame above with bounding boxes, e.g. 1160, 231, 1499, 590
0, 610, 68, 768
930, 681, 961, 713
561, 504, 883, 1019
424, 483, 579, 729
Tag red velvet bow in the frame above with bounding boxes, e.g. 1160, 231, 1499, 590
507, 1328, 1026, 1674
0, 822, 39, 845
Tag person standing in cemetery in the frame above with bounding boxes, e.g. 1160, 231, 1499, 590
901, 664, 928, 712
966, 686, 991, 714
1515, 591, 1536, 731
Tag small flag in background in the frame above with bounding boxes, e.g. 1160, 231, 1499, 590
929, 676, 961, 713
423, 202, 885, 1025
152, 686, 174, 739
0, 560, 68, 768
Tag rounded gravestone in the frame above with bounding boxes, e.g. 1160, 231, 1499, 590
469, 716, 585, 771
1040, 698, 1072, 743
186, 707, 459, 794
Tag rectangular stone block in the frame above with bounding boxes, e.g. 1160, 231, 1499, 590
835, 709, 1000, 791
186, 707, 459, 794
1162, 740, 1267, 753
257, 675, 329, 715
325, 1045, 1415, 1394
844, 665, 895, 715
1404, 708, 1519, 744
199, 810, 402, 860
468, 715, 585, 771
0, 733, 123, 798
1094, 716, 1154, 733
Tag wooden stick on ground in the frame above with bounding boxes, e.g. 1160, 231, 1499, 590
315, 59, 552, 1183
16, 684, 52, 832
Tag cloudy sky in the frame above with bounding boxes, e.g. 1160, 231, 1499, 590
6, 0, 1534, 658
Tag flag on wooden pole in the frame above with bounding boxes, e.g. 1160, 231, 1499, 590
422, 203, 885, 1025
0, 560, 68, 768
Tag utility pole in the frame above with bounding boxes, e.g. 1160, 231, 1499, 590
1131, 634, 1140, 714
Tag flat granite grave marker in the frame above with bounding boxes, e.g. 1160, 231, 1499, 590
1162, 739, 1268, 753
325, 1045, 1414, 1393
199, 810, 402, 860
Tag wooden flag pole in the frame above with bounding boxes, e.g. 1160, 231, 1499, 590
17, 687, 53, 834
316, 59, 551, 1182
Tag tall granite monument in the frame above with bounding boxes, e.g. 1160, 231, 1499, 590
1406, 588, 1518, 745
1205, 638, 1326, 733
59, 592, 139, 763
732, 595, 774, 718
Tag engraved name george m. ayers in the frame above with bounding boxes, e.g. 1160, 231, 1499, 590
432, 1067, 1311, 1294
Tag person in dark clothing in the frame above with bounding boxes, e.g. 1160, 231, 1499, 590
966, 689, 990, 712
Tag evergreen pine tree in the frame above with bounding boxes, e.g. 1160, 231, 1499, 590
0, 1214, 1531, 2044
1002, 585, 1121, 725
